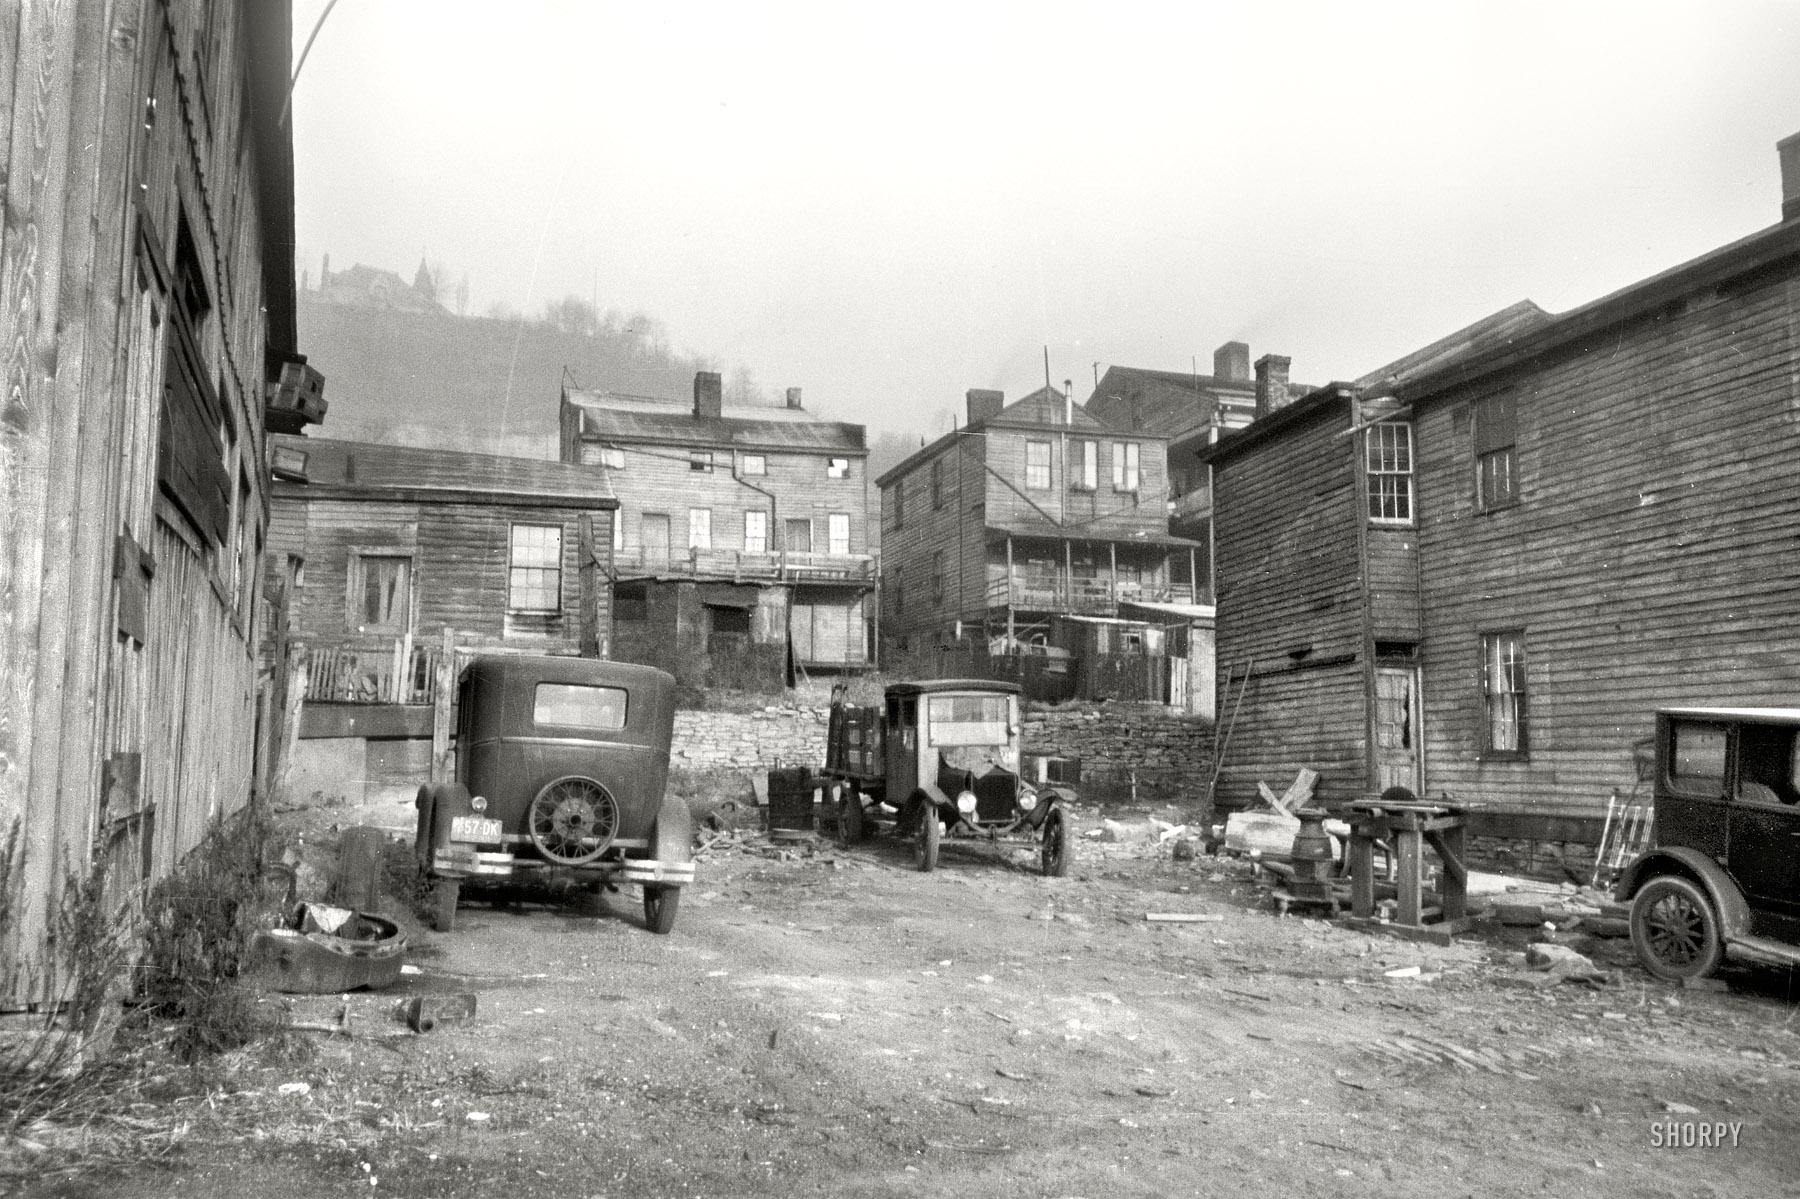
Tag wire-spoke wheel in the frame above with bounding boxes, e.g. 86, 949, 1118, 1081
527, 777, 619, 865
1630, 875, 1724, 981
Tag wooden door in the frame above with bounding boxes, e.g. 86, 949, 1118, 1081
1372, 666, 1421, 795
786, 518, 812, 553
641, 513, 670, 570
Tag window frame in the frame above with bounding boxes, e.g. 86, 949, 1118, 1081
1472, 394, 1518, 513
1025, 440, 1052, 491
507, 522, 564, 614
688, 507, 712, 550
1111, 441, 1141, 492
347, 549, 414, 634
827, 512, 850, 556
689, 450, 714, 473
827, 457, 850, 479
931, 458, 945, 508
1365, 421, 1415, 526
1479, 630, 1529, 760
1072, 439, 1098, 491
744, 509, 769, 554
740, 452, 766, 476
931, 550, 945, 603
890, 478, 905, 529
600, 445, 626, 470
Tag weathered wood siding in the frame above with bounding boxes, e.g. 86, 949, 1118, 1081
1415, 267, 1800, 820
1212, 406, 1369, 808
880, 435, 989, 644
0, 1, 290, 1007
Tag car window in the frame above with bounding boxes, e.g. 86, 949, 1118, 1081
1669, 722, 1726, 792
533, 683, 627, 730
926, 695, 1012, 747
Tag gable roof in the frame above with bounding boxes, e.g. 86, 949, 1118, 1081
876, 386, 1160, 487
270, 433, 616, 506
563, 388, 866, 455
1085, 365, 1258, 441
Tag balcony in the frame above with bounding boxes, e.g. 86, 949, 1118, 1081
612, 546, 876, 585
987, 571, 1196, 614
302, 637, 462, 705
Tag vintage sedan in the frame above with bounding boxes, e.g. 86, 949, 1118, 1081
820, 679, 1074, 875
1616, 707, 1800, 980
414, 655, 693, 934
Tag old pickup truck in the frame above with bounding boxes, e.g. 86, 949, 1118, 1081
819, 679, 1074, 875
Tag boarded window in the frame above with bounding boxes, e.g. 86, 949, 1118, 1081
828, 512, 850, 555
615, 583, 649, 622
1473, 395, 1517, 511
508, 524, 562, 612
1366, 422, 1413, 524
1480, 631, 1528, 758
744, 510, 768, 553
931, 550, 945, 602
931, 458, 944, 508
890, 479, 904, 528
893, 567, 904, 617
1025, 441, 1052, 490
785, 517, 811, 553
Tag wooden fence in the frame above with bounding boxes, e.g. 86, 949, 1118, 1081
302, 639, 463, 705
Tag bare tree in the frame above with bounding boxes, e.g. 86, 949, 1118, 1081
544, 295, 601, 336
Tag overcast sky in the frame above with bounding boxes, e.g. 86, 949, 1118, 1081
291, 1, 1800, 437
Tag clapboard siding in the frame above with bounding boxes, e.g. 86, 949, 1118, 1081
1, 2, 295, 1007
880, 437, 990, 641
1212, 401, 1372, 807
1414, 261, 1800, 820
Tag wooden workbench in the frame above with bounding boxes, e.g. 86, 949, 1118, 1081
1344, 799, 1471, 944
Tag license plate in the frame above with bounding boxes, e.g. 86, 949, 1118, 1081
449, 815, 504, 844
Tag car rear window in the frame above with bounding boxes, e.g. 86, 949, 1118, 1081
1669, 721, 1726, 791
534, 683, 627, 730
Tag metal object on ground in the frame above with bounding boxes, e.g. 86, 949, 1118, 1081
1287, 808, 1339, 910
243, 904, 407, 994
766, 766, 816, 833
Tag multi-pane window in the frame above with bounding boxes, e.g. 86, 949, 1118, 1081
688, 507, 712, 550
931, 458, 945, 508
740, 453, 766, 475
827, 457, 850, 478
1366, 422, 1414, 524
1112, 442, 1141, 491
1025, 441, 1052, 490
744, 510, 768, 553
689, 451, 713, 473
1072, 440, 1098, 491
352, 553, 411, 631
1473, 394, 1517, 511
828, 512, 850, 556
1481, 631, 1528, 758
508, 524, 562, 612
600, 446, 625, 469
931, 550, 945, 602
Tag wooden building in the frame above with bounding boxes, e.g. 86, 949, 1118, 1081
1206, 132, 1800, 861
878, 387, 1201, 658
0, 2, 308, 1008
265, 435, 616, 805
560, 372, 873, 689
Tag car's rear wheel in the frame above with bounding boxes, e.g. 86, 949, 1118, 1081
915, 802, 940, 873
1630, 874, 1724, 981
1041, 810, 1071, 878
430, 878, 459, 933
838, 787, 865, 845
643, 885, 680, 935
528, 777, 619, 865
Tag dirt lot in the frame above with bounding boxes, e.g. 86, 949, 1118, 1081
14, 803, 1800, 1199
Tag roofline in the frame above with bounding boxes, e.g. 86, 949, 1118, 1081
1392, 218, 1800, 404
248, 2, 298, 369
272, 482, 618, 510
1194, 385, 1357, 467
587, 430, 869, 458
875, 417, 1171, 489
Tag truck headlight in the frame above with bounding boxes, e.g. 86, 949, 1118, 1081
470, 794, 488, 813
1018, 789, 1039, 812
956, 790, 978, 814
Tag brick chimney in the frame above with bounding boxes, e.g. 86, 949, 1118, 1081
785, 387, 804, 409
1213, 341, 1251, 382
693, 371, 723, 420
966, 389, 1004, 426
1780, 130, 1800, 223
1254, 354, 1291, 417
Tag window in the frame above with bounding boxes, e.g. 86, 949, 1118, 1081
1025, 441, 1052, 490
744, 510, 768, 554
931, 550, 945, 603
1072, 440, 1098, 491
689, 451, 713, 473
785, 517, 811, 553
157, 215, 230, 551
600, 446, 625, 470
931, 458, 945, 508
351, 553, 411, 632
890, 479, 904, 528
1366, 422, 1414, 524
688, 507, 711, 550
1669, 721, 1727, 792
615, 582, 648, 622
1473, 394, 1517, 511
533, 683, 627, 730
1480, 631, 1528, 758
893, 568, 904, 617
741, 453, 766, 476
827, 457, 849, 478
1112, 442, 1141, 491
508, 523, 563, 612
828, 512, 850, 555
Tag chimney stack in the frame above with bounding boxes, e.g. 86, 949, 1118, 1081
785, 387, 803, 410
1213, 341, 1251, 382
693, 371, 723, 420
1780, 130, 1800, 223
1254, 354, 1292, 417
966, 388, 1004, 426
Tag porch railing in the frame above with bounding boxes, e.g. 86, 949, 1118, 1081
303, 639, 459, 705
611, 546, 876, 584
986, 572, 1194, 613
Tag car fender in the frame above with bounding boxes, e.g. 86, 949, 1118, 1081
653, 790, 693, 865
427, 782, 474, 853
1028, 786, 1076, 829
901, 784, 954, 826
1615, 846, 1752, 939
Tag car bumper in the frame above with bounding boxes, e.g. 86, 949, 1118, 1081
432, 846, 693, 887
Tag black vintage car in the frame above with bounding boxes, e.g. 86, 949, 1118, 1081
819, 679, 1074, 875
414, 655, 692, 934
1616, 707, 1800, 980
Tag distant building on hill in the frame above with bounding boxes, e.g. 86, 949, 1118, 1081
312, 256, 444, 314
